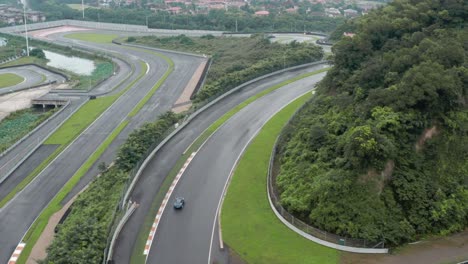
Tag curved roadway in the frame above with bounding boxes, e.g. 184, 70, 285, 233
0, 65, 66, 95
148, 72, 326, 264
0, 29, 205, 263
112, 63, 328, 263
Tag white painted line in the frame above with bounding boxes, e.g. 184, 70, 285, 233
145, 62, 150, 75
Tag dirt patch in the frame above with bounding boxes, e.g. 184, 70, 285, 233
416, 125, 438, 151
171, 59, 207, 113
341, 229, 468, 264
0, 85, 51, 121
26, 185, 90, 264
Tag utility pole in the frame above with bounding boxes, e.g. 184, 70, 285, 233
146, 15, 148, 27
22, 3, 29, 56
235, 18, 238, 32
81, 0, 85, 19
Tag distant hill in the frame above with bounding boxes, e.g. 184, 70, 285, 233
276, 0, 467, 245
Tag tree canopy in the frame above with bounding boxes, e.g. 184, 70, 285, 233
276, 0, 467, 245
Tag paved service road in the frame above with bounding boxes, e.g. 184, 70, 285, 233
112, 63, 328, 263
0, 29, 205, 263
148, 72, 326, 264
0, 65, 66, 95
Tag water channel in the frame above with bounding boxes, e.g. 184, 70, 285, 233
43, 49, 95, 75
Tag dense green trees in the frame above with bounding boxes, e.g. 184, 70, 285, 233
276, 0, 467, 245
132, 34, 323, 104
26, 0, 343, 33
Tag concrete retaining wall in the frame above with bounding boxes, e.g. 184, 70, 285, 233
0, 20, 222, 36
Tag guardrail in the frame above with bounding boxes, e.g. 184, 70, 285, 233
266, 102, 389, 254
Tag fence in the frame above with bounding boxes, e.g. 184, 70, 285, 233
267, 101, 388, 252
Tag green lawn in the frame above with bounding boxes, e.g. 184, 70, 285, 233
65, 33, 119, 44
44, 96, 118, 144
0, 73, 24, 88
221, 92, 338, 264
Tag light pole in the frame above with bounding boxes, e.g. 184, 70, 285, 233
22, 3, 29, 56
146, 15, 148, 28
81, 0, 85, 19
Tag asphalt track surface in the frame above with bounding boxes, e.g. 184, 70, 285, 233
0, 30, 204, 263
112, 64, 329, 263
148, 72, 326, 264
0, 65, 66, 95
0, 39, 133, 182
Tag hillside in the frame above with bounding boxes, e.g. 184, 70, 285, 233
276, 0, 467, 246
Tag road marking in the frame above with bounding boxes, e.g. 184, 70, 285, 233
8, 242, 25, 264
143, 152, 197, 259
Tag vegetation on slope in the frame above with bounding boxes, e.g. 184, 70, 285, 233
0, 108, 55, 153
276, 0, 467, 246
222, 92, 339, 264
130, 34, 323, 103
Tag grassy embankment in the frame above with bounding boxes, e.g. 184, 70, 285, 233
0, 73, 24, 88
16, 34, 175, 264
221, 92, 338, 264
131, 68, 329, 263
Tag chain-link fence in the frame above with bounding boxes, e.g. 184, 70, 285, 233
267, 101, 386, 250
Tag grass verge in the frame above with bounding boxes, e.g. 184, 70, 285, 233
17, 119, 129, 264
1, 57, 44, 67
221, 92, 338, 264
130, 67, 329, 263
0, 73, 24, 88
65, 33, 119, 44
16, 47, 175, 263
